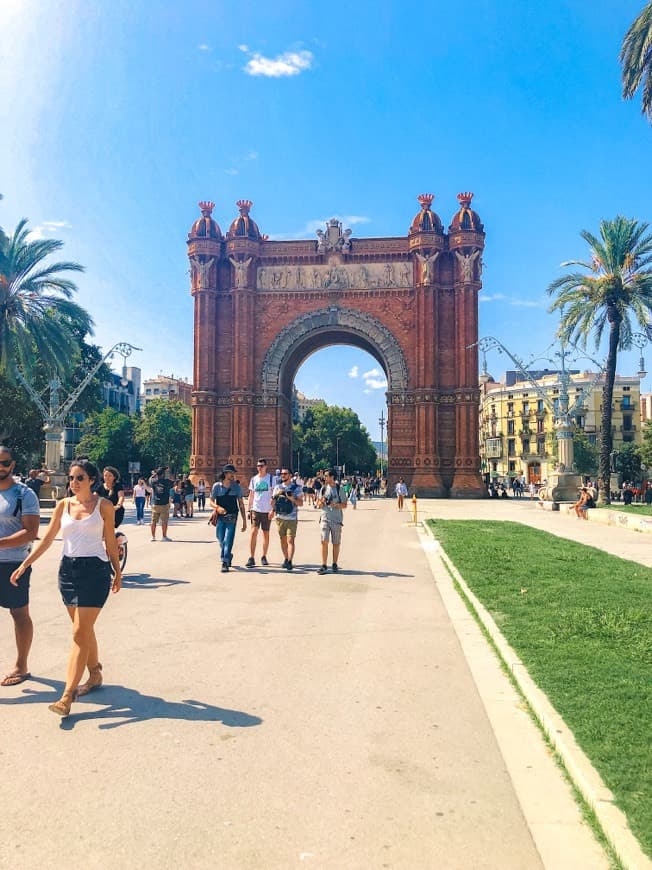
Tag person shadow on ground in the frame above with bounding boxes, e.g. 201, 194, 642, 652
0, 676, 262, 732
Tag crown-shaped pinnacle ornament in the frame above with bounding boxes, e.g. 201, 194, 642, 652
198, 201, 215, 217
417, 193, 434, 210
236, 199, 253, 215
457, 192, 474, 208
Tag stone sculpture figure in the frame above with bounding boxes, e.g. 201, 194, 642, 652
228, 256, 253, 288
415, 251, 440, 285
191, 256, 215, 289
454, 249, 481, 283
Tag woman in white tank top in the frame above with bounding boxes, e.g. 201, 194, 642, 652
10, 459, 121, 718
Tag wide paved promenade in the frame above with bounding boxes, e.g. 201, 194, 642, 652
0, 497, 609, 869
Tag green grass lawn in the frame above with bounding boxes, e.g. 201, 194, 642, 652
427, 519, 652, 858
599, 503, 652, 516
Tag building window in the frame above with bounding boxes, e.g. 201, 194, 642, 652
522, 401, 529, 414
508, 461, 516, 472
622, 397, 632, 409
623, 415, 632, 431
537, 399, 544, 413
153, 388, 160, 395
537, 438, 545, 454
623, 386, 630, 391
522, 438, 530, 454
537, 419, 544, 433
507, 402, 514, 415
507, 420, 515, 435
145, 389, 151, 395
508, 439, 516, 457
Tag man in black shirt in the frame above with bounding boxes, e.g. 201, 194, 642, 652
149, 467, 173, 541
25, 469, 50, 499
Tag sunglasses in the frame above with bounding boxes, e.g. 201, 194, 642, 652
68, 474, 88, 482
257, 463, 266, 467
0, 459, 13, 467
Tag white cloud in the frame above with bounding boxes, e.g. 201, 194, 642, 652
242, 49, 314, 78
28, 220, 72, 240
363, 368, 381, 379
238, 44, 249, 53
245, 150, 258, 161
479, 292, 545, 308
365, 377, 388, 390
348, 365, 359, 378
224, 168, 239, 176
198, 43, 211, 52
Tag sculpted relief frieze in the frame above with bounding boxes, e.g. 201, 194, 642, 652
257, 261, 413, 292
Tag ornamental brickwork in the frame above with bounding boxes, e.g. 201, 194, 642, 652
188, 195, 486, 497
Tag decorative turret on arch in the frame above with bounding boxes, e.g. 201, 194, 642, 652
261, 306, 408, 399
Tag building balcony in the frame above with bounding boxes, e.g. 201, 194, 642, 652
620, 425, 636, 433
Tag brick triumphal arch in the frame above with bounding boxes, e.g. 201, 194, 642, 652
188, 193, 486, 497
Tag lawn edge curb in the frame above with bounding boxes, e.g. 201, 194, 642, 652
421, 520, 652, 870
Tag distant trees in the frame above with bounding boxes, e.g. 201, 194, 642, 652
293, 403, 377, 475
134, 398, 191, 475
77, 408, 136, 476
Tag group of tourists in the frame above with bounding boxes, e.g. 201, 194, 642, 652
209, 459, 348, 576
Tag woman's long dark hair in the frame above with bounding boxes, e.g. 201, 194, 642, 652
102, 465, 121, 496
70, 458, 99, 485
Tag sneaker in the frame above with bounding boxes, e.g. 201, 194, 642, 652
317, 565, 328, 575
246, 557, 255, 568
221, 562, 229, 572
332, 563, 339, 573
282, 558, 290, 569
286, 560, 293, 571
150, 537, 156, 542
162, 536, 172, 542
261, 555, 269, 566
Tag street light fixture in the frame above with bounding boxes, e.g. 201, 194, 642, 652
378, 409, 386, 479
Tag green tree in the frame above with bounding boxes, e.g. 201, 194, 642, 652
293, 403, 377, 475
76, 408, 135, 476
639, 419, 652, 468
0, 218, 92, 380
621, 1, 652, 122
572, 428, 599, 477
134, 398, 191, 475
614, 442, 642, 483
548, 217, 652, 503
0, 372, 45, 470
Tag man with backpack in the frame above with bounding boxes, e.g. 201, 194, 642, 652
316, 468, 348, 575
0, 446, 40, 686
270, 468, 304, 571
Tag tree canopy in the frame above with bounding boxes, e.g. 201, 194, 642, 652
293, 402, 377, 475
621, 1, 652, 122
134, 398, 192, 475
76, 408, 136, 476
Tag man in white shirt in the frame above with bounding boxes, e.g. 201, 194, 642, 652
246, 458, 274, 568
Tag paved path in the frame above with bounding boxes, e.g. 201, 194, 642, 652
0, 498, 609, 869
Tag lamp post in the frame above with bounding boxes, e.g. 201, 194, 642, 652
16, 342, 141, 484
378, 409, 386, 479
335, 437, 340, 473
472, 336, 607, 505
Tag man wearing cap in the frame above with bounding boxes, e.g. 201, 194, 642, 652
149, 466, 173, 541
210, 465, 247, 572
0, 446, 40, 686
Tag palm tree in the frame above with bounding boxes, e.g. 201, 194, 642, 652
621, 1, 652, 122
548, 217, 652, 504
0, 218, 93, 379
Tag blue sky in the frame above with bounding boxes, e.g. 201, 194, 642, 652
1, 0, 651, 440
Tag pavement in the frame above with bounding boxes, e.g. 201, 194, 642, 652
0, 496, 631, 869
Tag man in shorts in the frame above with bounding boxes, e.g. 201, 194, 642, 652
271, 468, 303, 570
0, 446, 40, 686
316, 468, 347, 575
246, 458, 274, 568
149, 466, 173, 541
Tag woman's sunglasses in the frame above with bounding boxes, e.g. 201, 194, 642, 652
68, 474, 88, 482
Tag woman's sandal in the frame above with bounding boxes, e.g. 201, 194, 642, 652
76, 663, 103, 697
48, 689, 78, 718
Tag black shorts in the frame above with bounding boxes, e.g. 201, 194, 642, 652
0, 563, 31, 610
58, 556, 112, 608
250, 510, 271, 532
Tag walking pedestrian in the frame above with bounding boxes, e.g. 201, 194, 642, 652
149, 467, 173, 541
246, 458, 274, 568
183, 477, 195, 518
395, 478, 408, 510
133, 478, 147, 524
210, 465, 247, 572
96, 466, 125, 528
270, 468, 303, 570
316, 469, 347, 575
196, 479, 207, 511
0, 446, 40, 687
10, 458, 121, 717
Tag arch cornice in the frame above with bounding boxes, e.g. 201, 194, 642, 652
261, 305, 409, 396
